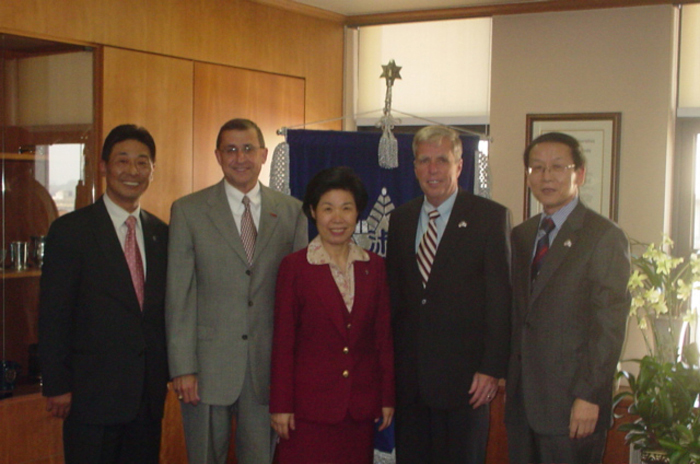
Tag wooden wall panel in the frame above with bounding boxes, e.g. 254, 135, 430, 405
102, 47, 194, 222
192, 62, 305, 191
0, 0, 343, 132
0, 393, 63, 464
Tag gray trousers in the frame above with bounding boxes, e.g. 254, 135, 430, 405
181, 366, 275, 464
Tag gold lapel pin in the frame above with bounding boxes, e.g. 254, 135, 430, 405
564, 239, 572, 247
458, 221, 468, 228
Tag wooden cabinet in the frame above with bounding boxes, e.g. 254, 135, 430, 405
0, 33, 98, 396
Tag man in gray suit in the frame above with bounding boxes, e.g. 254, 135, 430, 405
506, 132, 630, 464
166, 118, 308, 464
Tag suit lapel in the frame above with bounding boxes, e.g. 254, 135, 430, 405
206, 180, 248, 265
255, 185, 280, 264
529, 202, 586, 304
141, 210, 164, 312
427, 191, 471, 289
349, 259, 374, 344
517, 215, 540, 299
400, 198, 424, 291
313, 263, 350, 339
90, 197, 141, 313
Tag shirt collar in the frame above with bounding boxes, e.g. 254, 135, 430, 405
306, 235, 369, 266
542, 196, 579, 230
224, 181, 261, 208
103, 192, 141, 225
422, 189, 458, 217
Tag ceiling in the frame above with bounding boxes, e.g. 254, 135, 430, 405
290, 0, 547, 16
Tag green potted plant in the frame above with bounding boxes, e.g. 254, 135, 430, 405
616, 236, 700, 464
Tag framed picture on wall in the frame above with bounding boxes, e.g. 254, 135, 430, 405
524, 112, 622, 221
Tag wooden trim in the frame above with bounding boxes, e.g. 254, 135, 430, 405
91, 44, 104, 204
346, 0, 699, 26
0, 27, 97, 48
247, 0, 346, 22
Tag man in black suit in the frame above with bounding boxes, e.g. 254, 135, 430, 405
506, 132, 630, 464
39, 124, 169, 464
386, 125, 511, 464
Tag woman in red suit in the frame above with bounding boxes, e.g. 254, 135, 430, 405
270, 166, 395, 464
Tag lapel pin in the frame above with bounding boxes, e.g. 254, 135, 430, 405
564, 239, 572, 247
458, 221, 468, 228
269, 212, 278, 218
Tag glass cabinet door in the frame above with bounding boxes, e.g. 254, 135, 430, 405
1, 33, 97, 396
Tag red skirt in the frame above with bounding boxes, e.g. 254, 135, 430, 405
276, 414, 375, 464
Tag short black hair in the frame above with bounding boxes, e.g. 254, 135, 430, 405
302, 166, 368, 222
523, 132, 585, 169
216, 118, 265, 150
101, 124, 156, 163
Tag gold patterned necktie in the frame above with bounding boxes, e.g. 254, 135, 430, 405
416, 209, 440, 288
241, 196, 257, 266
125, 215, 145, 310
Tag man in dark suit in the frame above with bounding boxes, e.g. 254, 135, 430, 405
386, 125, 512, 464
39, 125, 169, 464
506, 132, 630, 464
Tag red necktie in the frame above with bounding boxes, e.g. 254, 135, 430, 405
531, 217, 555, 283
241, 196, 257, 266
125, 216, 145, 310
417, 209, 440, 288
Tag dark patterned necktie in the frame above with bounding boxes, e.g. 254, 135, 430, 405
125, 215, 145, 310
241, 196, 257, 266
417, 209, 440, 288
531, 217, 555, 282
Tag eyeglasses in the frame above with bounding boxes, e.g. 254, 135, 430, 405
527, 164, 576, 176
220, 144, 261, 155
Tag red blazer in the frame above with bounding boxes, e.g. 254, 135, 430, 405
270, 247, 395, 424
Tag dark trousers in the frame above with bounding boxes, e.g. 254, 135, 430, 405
63, 395, 161, 464
506, 386, 607, 464
395, 401, 490, 464
507, 423, 607, 464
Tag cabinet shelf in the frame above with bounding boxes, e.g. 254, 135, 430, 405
1, 269, 42, 279
0, 152, 48, 161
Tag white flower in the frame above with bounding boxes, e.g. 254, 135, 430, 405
628, 270, 647, 290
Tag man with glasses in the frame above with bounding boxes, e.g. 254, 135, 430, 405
166, 118, 307, 464
506, 132, 630, 464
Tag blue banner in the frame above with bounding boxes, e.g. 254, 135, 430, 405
288, 129, 478, 256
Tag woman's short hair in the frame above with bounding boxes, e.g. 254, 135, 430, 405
302, 166, 368, 222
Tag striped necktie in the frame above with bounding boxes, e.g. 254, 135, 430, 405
241, 196, 257, 266
531, 217, 555, 283
417, 209, 440, 288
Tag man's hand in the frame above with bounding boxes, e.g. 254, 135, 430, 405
46, 392, 72, 419
173, 374, 200, 405
271, 413, 295, 440
469, 372, 498, 409
375, 407, 395, 431
569, 398, 599, 439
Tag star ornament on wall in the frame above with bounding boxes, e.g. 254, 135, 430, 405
380, 60, 402, 85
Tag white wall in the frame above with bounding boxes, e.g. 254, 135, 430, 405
489, 5, 679, 365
